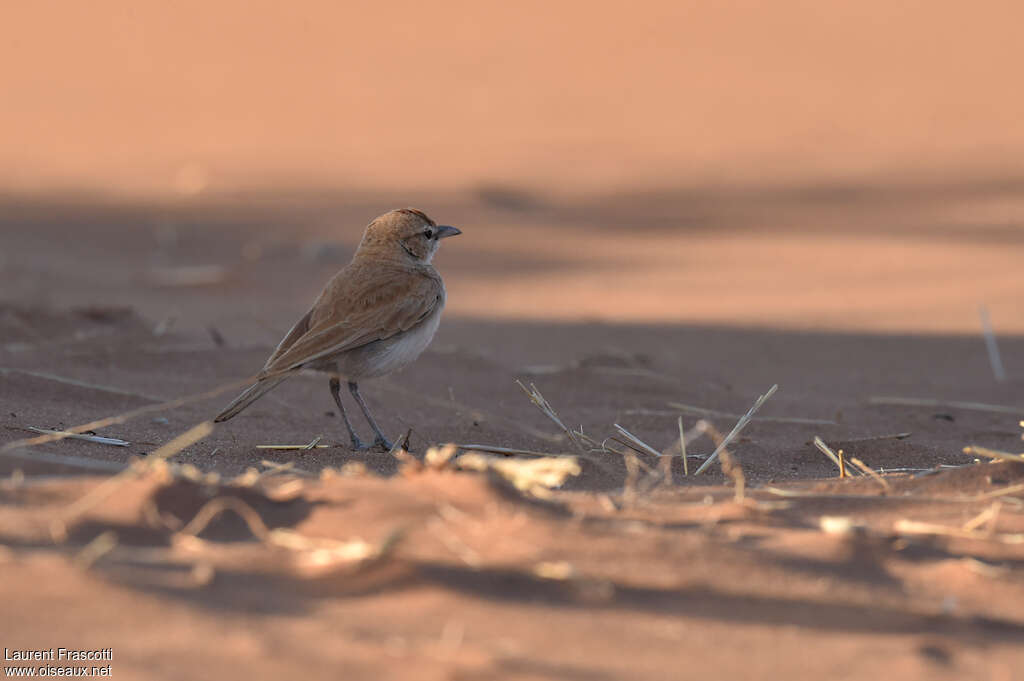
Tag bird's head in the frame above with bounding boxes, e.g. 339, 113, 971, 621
358, 208, 461, 264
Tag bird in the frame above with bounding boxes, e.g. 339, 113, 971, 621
214, 208, 461, 450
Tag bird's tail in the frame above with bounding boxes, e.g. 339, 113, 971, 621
213, 375, 287, 422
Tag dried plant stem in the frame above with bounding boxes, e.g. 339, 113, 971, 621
515, 381, 620, 475
849, 457, 891, 492
26, 427, 130, 448
1, 377, 254, 453
73, 530, 119, 570
259, 460, 317, 478
612, 424, 663, 458
455, 444, 576, 458
963, 502, 1001, 533
812, 436, 842, 470
56, 421, 214, 538
378, 379, 562, 443
978, 483, 1024, 500
894, 519, 1024, 544
979, 305, 1007, 382
718, 447, 745, 502
963, 445, 1024, 463
516, 380, 590, 450
0, 447, 127, 473
180, 496, 270, 539
0, 367, 165, 402
694, 385, 778, 475
667, 401, 836, 425
831, 432, 912, 444
678, 416, 688, 477
869, 396, 1022, 416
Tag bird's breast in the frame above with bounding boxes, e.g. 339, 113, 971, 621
337, 297, 444, 379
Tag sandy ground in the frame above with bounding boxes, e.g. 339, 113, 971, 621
4, 2, 1024, 195
2, 3, 1024, 677
1, 189, 1023, 680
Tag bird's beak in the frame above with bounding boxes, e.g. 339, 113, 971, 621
435, 225, 461, 239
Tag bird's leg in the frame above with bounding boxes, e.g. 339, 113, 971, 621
329, 377, 370, 450
348, 381, 394, 451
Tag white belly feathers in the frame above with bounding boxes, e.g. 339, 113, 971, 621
336, 299, 444, 379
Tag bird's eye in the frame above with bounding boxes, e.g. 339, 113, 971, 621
424, 229, 434, 239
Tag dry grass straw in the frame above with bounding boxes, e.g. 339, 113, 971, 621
453, 444, 578, 458
423, 443, 458, 469
848, 457, 892, 492
379, 378, 562, 443
678, 416, 687, 478
894, 518, 1024, 544
833, 432, 912, 444
0, 447, 127, 474
516, 380, 596, 451
977, 482, 1024, 501
1, 376, 253, 453
427, 515, 482, 567
812, 436, 865, 478
53, 421, 215, 541
962, 502, 1002, 533
256, 437, 330, 451
869, 396, 1022, 416
693, 384, 778, 475
26, 426, 130, 448
179, 496, 272, 538
513, 381, 774, 497
456, 450, 582, 498
963, 445, 1024, 463
979, 304, 1007, 382
718, 446, 746, 503
0, 367, 165, 402
149, 264, 228, 287
73, 530, 119, 570
667, 399, 835, 425
612, 424, 664, 459
259, 460, 317, 478
812, 436, 844, 471
176, 495, 402, 575
621, 453, 641, 506
514, 381, 620, 475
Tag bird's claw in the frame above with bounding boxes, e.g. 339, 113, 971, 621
349, 436, 393, 452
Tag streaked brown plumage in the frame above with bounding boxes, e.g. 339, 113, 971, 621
214, 208, 461, 450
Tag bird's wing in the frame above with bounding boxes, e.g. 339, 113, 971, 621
262, 307, 314, 370
260, 268, 443, 377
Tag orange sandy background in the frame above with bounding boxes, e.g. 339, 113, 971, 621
3, 7, 1024, 678
2, 1, 1023, 333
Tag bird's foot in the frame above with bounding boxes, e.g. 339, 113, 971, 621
349, 435, 373, 451
348, 435, 393, 452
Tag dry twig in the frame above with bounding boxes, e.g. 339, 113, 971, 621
869, 396, 1022, 416
694, 385, 778, 475
979, 305, 1007, 382
963, 445, 1024, 463
54, 421, 215, 540
848, 457, 891, 492
1, 377, 253, 453
26, 426, 130, 448
667, 400, 835, 425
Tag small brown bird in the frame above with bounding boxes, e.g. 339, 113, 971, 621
214, 208, 461, 450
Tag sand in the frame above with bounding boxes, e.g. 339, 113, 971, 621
2, 188, 1023, 680
3, 2, 1024, 676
